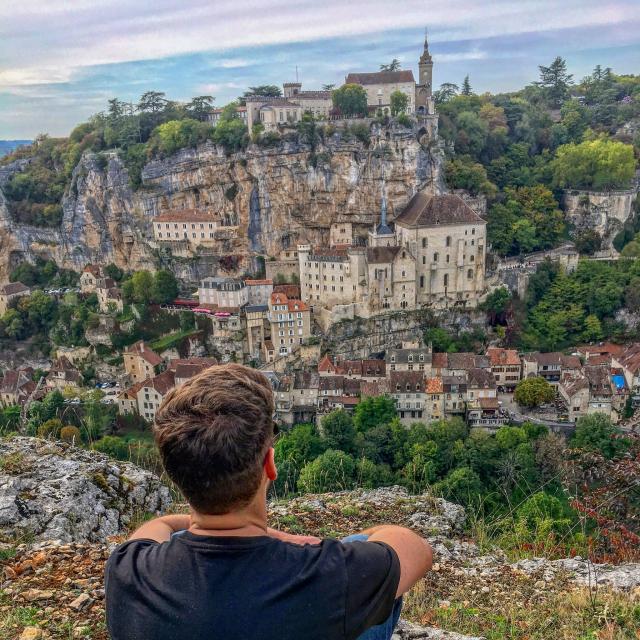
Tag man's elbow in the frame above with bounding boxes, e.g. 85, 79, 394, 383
419, 538, 433, 576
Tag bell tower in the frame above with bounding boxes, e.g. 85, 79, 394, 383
418, 29, 433, 97
415, 28, 434, 115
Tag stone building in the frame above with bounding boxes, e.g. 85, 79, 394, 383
345, 70, 416, 115
152, 210, 222, 248
123, 341, 164, 384
267, 292, 311, 357
394, 192, 487, 309
80, 265, 102, 294
344, 34, 435, 117
198, 278, 248, 308
96, 278, 123, 313
245, 279, 274, 306
245, 97, 303, 131
0, 282, 30, 315
282, 83, 333, 118
486, 347, 522, 390
206, 105, 248, 126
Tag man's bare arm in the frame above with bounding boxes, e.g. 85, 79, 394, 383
129, 515, 192, 543
362, 525, 432, 598
266, 527, 321, 545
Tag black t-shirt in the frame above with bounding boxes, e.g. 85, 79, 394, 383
105, 532, 400, 640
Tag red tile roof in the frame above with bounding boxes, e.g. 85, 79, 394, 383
425, 377, 443, 393
486, 347, 520, 367
125, 341, 163, 367
270, 292, 309, 312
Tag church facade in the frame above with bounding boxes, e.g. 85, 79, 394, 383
297, 191, 487, 329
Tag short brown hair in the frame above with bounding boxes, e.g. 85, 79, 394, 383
153, 364, 275, 514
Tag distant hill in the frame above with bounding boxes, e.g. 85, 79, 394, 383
0, 139, 31, 157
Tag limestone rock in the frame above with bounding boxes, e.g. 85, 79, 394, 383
392, 620, 485, 639
0, 436, 171, 543
512, 557, 640, 591
0, 126, 443, 283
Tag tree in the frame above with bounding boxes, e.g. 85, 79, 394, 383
137, 91, 167, 114
536, 57, 573, 108
481, 287, 511, 324
434, 83, 459, 104
445, 156, 496, 196
571, 413, 629, 459
186, 96, 215, 121
332, 84, 368, 117
434, 466, 483, 506
320, 410, 356, 453
297, 449, 355, 493
380, 59, 401, 72
390, 90, 409, 116
514, 377, 555, 408
552, 138, 636, 190
239, 86, 282, 105
123, 270, 154, 304
582, 314, 603, 342
148, 119, 213, 156
353, 396, 397, 432
461, 75, 472, 96
152, 270, 179, 304
322, 84, 335, 91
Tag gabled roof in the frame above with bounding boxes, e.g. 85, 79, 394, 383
270, 292, 309, 312
141, 370, 175, 396
467, 368, 496, 389
273, 284, 301, 299
394, 193, 485, 228
616, 343, 640, 374
0, 282, 29, 296
447, 353, 490, 371
318, 355, 336, 373
82, 264, 102, 277
319, 375, 344, 391
389, 370, 424, 391
125, 341, 163, 367
486, 347, 521, 367
345, 70, 415, 85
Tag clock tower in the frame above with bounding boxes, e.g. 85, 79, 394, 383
415, 30, 434, 114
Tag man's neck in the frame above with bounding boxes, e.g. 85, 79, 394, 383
188, 488, 268, 537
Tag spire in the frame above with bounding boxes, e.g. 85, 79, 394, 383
420, 26, 433, 64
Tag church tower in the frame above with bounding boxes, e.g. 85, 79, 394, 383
415, 29, 434, 114
368, 176, 396, 248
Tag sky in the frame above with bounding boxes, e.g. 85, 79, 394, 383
1, 0, 639, 139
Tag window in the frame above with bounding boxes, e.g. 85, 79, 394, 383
420, 275, 424, 288
472, 228, 476, 235
422, 238, 427, 248
433, 252, 439, 262
443, 274, 449, 287
467, 268, 473, 279
446, 236, 451, 247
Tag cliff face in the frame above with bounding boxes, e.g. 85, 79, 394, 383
0, 124, 443, 282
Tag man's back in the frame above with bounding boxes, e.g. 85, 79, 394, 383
105, 532, 400, 640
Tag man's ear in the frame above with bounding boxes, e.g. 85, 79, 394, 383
264, 447, 277, 481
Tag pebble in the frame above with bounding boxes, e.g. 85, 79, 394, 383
19, 628, 43, 640
69, 593, 93, 611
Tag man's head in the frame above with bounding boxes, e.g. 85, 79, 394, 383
153, 363, 275, 515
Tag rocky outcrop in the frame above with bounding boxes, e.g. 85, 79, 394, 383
0, 124, 443, 282
563, 188, 638, 248
0, 437, 171, 543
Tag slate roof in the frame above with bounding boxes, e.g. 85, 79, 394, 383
345, 70, 415, 85
361, 379, 390, 397
293, 370, 319, 390
394, 193, 485, 228
389, 371, 424, 392
467, 368, 496, 389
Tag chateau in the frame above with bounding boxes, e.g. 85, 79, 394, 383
298, 190, 487, 329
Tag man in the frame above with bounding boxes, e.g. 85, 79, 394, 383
106, 364, 432, 639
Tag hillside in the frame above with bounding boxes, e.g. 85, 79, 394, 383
1, 438, 639, 640
0, 122, 440, 284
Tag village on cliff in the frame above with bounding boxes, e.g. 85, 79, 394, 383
0, 34, 639, 437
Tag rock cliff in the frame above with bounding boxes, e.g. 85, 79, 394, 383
0, 124, 443, 283
3, 442, 638, 639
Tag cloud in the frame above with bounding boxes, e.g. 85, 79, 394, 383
217, 58, 251, 69
435, 49, 488, 63
1, 0, 638, 90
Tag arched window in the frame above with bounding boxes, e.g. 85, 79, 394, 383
422, 238, 427, 248
433, 252, 439, 262
443, 274, 449, 287
446, 236, 452, 247
467, 268, 473, 279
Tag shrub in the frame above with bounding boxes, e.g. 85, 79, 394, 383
60, 425, 82, 444
37, 418, 63, 439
